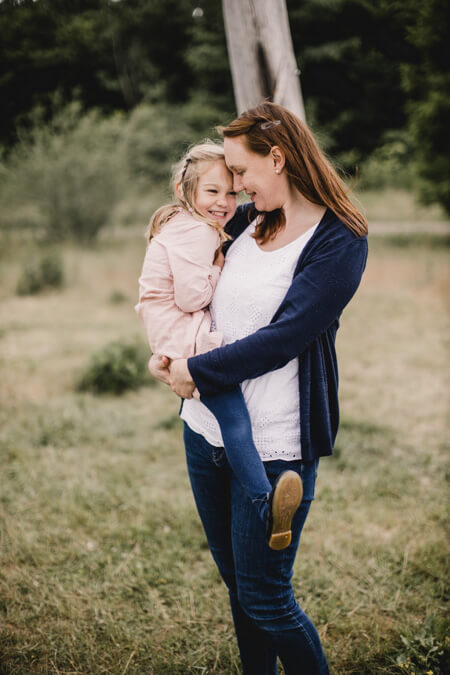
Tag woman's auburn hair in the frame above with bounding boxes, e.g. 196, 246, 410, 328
219, 102, 368, 242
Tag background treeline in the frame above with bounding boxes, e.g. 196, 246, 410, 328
1, 0, 449, 238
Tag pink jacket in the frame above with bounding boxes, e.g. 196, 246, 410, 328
135, 210, 223, 359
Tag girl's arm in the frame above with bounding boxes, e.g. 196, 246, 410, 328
184, 235, 368, 396
166, 218, 221, 313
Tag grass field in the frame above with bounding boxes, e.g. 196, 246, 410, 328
0, 199, 449, 673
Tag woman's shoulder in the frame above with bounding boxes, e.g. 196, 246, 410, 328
294, 208, 367, 274
311, 208, 368, 250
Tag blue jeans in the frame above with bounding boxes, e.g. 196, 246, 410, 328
201, 387, 273, 522
184, 423, 329, 675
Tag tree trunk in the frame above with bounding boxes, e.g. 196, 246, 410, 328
222, 0, 305, 121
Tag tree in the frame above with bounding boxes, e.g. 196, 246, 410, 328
400, 0, 450, 213
222, 0, 305, 120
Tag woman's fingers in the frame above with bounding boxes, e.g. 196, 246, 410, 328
171, 382, 195, 399
169, 359, 196, 399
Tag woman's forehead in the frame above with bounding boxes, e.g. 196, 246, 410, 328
224, 136, 252, 166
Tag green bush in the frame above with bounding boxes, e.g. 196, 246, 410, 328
356, 130, 415, 191
2, 100, 127, 241
76, 339, 150, 395
123, 98, 227, 188
108, 290, 128, 304
16, 251, 64, 295
0, 98, 228, 240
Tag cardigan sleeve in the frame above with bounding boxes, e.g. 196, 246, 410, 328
187, 235, 368, 396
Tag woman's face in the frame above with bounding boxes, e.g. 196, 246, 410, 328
224, 136, 283, 212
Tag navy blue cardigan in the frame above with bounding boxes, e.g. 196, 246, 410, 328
187, 204, 368, 461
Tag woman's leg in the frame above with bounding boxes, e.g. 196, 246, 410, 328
200, 386, 273, 521
183, 423, 278, 675
231, 458, 329, 675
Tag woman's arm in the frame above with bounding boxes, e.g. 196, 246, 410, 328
185, 235, 368, 397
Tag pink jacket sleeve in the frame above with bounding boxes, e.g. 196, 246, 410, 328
165, 218, 221, 313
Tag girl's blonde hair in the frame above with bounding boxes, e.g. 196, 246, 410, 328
147, 140, 232, 244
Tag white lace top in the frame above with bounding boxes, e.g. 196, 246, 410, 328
181, 219, 319, 461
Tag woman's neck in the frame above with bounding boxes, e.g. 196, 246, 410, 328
282, 189, 326, 235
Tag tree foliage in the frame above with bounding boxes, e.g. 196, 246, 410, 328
400, 0, 450, 212
1, 0, 448, 212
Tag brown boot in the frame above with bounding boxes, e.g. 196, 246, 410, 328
266, 470, 303, 550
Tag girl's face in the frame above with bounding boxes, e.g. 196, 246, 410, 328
194, 160, 237, 226
224, 136, 283, 212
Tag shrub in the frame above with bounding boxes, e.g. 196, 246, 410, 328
122, 99, 227, 189
76, 339, 150, 395
109, 290, 128, 304
16, 251, 64, 295
3, 100, 127, 241
0, 98, 229, 240
356, 130, 415, 191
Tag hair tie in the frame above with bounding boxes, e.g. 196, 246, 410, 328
181, 157, 192, 180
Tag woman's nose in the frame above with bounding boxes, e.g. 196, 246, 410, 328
233, 175, 243, 192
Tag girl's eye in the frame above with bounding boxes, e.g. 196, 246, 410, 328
229, 191, 237, 196
207, 189, 218, 194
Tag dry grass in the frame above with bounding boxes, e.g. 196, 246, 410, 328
0, 207, 449, 673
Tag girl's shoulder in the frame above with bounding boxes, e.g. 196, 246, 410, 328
157, 209, 220, 242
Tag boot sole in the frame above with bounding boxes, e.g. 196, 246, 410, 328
268, 471, 303, 550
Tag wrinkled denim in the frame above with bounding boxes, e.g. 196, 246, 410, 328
201, 386, 273, 520
184, 423, 329, 675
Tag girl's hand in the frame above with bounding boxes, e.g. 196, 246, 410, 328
148, 354, 171, 385
214, 249, 225, 270
169, 358, 196, 399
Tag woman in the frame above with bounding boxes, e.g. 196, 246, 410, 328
151, 102, 368, 674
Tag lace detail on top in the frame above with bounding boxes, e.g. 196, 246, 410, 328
181, 220, 319, 461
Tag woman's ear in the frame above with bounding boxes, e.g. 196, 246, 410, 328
270, 145, 285, 173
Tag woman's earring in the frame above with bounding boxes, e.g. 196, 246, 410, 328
275, 169, 281, 174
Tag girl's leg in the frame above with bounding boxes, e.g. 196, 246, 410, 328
200, 387, 272, 522
201, 388, 303, 547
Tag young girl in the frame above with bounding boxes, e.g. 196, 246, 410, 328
135, 141, 303, 550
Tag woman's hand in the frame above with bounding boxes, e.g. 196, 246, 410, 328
148, 354, 171, 385
169, 358, 196, 399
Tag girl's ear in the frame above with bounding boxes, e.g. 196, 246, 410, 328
175, 182, 184, 200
